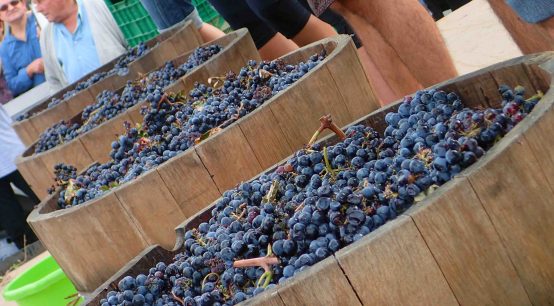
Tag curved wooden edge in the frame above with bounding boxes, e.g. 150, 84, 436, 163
82, 245, 174, 305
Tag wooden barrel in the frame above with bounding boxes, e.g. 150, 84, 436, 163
16, 29, 259, 201
12, 21, 202, 147
85, 52, 554, 306
27, 34, 379, 293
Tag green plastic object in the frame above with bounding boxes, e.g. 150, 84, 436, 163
105, 0, 159, 47
192, 0, 230, 32
2, 256, 82, 306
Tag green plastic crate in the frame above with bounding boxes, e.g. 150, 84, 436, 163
192, 0, 230, 32
105, 0, 159, 47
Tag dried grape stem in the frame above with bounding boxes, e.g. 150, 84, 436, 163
172, 291, 185, 305
308, 114, 346, 147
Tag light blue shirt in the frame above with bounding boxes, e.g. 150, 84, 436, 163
52, 0, 101, 84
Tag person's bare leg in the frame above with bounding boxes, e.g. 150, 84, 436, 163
259, 33, 299, 60
198, 23, 226, 43
291, 15, 337, 47
337, 0, 457, 87
357, 47, 396, 105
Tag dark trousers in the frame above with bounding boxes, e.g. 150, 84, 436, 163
0, 170, 39, 248
424, 0, 470, 20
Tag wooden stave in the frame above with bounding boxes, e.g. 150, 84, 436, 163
84, 52, 554, 305
11, 22, 202, 147
16, 29, 255, 201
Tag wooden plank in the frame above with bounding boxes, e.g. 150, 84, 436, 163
87, 79, 115, 101
487, 0, 554, 54
65, 89, 96, 118
39, 139, 95, 179
324, 39, 380, 120
269, 65, 352, 150
16, 155, 51, 200
167, 24, 202, 55
241, 290, 285, 306
13, 121, 40, 147
490, 64, 537, 99
156, 149, 221, 218
238, 105, 294, 170
31, 101, 73, 135
80, 112, 134, 164
409, 178, 531, 306
467, 134, 554, 305
277, 256, 362, 306
179, 67, 210, 94
524, 91, 554, 190
114, 171, 186, 249
32, 193, 149, 292
451, 72, 499, 108
195, 123, 263, 191
336, 216, 458, 306
126, 101, 146, 126
523, 63, 552, 94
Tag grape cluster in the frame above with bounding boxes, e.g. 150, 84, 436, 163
56, 53, 327, 209
18, 43, 150, 119
99, 85, 540, 306
33, 45, 222, 154
34, 120, 80, 153
47, 163, 78, 195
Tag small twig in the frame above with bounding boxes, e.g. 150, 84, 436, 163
233, 255, 279, 273
172, 290, 185, 306
258, 69, 273, 79
307, 115, 346, 147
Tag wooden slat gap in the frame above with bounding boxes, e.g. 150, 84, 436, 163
112, 191, 153, 247
464, 177, 535, 304
331, 253, 366, 306
192, 146, 223, 195
154, 167, 191, 218
406, 213, 463, 306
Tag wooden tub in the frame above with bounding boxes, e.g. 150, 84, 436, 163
86, 52, 554, 306
28, 34, 379, 292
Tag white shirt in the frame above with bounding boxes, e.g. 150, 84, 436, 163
0, 105, 25, 178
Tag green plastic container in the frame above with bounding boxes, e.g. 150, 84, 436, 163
192, 0, 230, 32
2, 256, 82, 306
105, 0, 159, 46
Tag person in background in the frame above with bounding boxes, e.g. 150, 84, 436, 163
0, 105, 39, 249
0, 0, 45, 97
139, 0, 224, 43
207, 0, 396, 103
0, 18, 14, 104
33, 0, 127, 92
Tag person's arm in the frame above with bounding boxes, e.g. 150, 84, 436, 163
0, 47, 34, 96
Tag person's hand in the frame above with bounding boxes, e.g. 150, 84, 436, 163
26, 58, 44, 77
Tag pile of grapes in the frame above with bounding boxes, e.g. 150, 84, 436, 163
52, 53, 328, 207
16, 43, 150, 121
33, 45, 222, 153
98, 85, 540, 306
